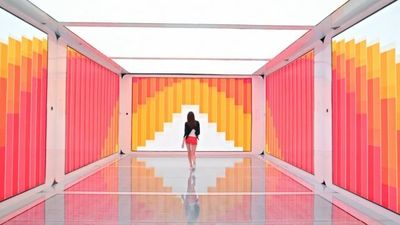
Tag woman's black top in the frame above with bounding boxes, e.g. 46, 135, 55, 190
184, 121, 200, 139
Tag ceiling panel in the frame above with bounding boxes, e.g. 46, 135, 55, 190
25, 0, 349, 74
68, 27, 307, 58
114, 59, 267, 75
67, 27, 306, 73
29, 0, 347, 25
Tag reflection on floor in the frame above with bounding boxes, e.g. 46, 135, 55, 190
3, 155, 366, 224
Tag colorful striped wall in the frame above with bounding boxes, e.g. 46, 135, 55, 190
131, 77, 252, 151
265, 51, 314, 174
332, 39, 400, 213
66, 48, 119, 173
0, 36, 48, 202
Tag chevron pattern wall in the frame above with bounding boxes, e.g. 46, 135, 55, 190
0, 36, 48, 202
66, 48, 119, 173
332, 39, 400, 213
332, 1, 400, 214
265, 51, 314, 174
131, 77, 252, 151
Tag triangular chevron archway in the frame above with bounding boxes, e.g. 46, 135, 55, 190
131, 77, 252, 151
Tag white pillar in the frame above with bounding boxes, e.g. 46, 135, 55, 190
45, 35, 67, 184
313, 41, 332, 184
252, 76, 265, 153
119, 76, 133, 153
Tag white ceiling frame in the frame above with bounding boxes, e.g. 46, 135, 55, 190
66, 26, 304, 74
110, 57, 270, 62
62, 22, 313, 30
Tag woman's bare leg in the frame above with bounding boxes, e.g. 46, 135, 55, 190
192, 144, 197, 167
186, 143, 192, 168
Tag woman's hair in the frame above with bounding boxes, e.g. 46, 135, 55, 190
187, 111, 196, 129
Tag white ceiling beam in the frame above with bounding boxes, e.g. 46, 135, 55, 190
123, 73, 257, 77
62, 22, 313, 30
110, 57, 270, 62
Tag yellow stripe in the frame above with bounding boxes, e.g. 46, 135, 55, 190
183, 79, 191, 104
368, 43, 381, 79
21, 37, 32, 58
244, 114, 251, 151
0, 42, 8, 78
209, 85, 218, 123
8, 38, 17, 66
386, 49, 396, 98
176, 79, 183, 112
217, 91, 226, 132
226, 97, 235, 140
235, 105, 244, 147
147, 97, 156, 140
166, 83, 173, 122
193, 79, 201, 104
200, 80, 209, 113
138, 105, 147, 147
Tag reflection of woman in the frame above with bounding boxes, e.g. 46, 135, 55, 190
182, 112, 200, 169
182, 170, 200, 224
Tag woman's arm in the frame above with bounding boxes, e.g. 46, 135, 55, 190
182, 123, 187, 148
196, 121, 200, 137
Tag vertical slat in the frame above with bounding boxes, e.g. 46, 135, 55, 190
386, 49, 397, 211
5, 38, 16, 198
397, 63, 400, 212
39, 39, 47, 185
380, 50, 389, 208
218, 79, 226, 133
332, 41, 338, 185
132, 78, 138, 151
0, 42, 8, 201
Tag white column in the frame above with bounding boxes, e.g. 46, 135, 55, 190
252, 76, 265, 153
119, 76, 133, 153
45, 35, 67, 184
313, 41, 332, 184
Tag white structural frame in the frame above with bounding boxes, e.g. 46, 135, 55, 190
258, 0, 400, 223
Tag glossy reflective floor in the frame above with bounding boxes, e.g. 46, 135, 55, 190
2, 155, 369, 224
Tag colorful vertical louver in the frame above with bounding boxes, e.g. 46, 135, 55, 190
66, 48, 119, 173
332, 39, 400, 213
131, 77, 252, 151
0, 36, 48, 202
265, 51, 314, 174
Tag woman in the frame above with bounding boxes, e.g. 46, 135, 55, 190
182, 111, 200, 169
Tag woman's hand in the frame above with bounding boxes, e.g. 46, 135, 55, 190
181, 139, 185, 149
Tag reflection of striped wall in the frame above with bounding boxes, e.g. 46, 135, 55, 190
0, 37, 47, 202
66, 48, 119, 173
208, 158, 251, 192
265, 51, 314, 174
332, 39, 400, 213
131, 77, 252, 151
130, 158, 251, 223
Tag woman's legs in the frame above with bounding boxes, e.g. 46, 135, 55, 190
186, 143, 192, 168
191, 144, 197, 167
